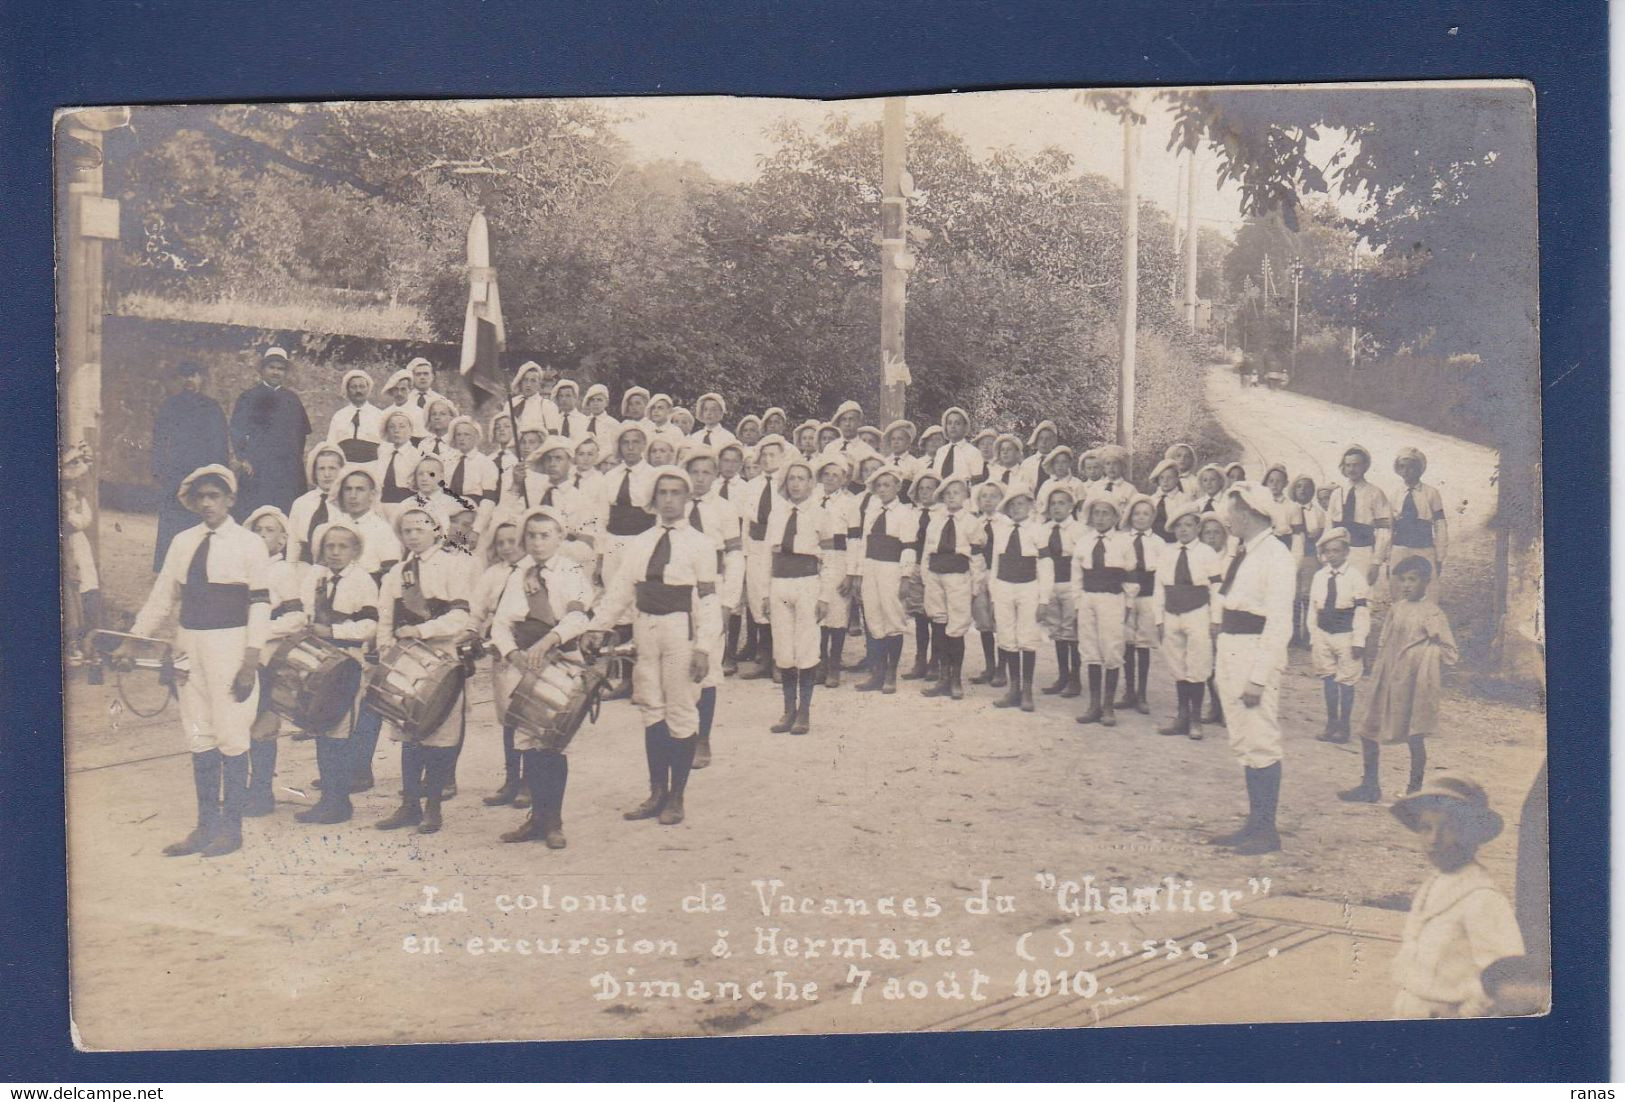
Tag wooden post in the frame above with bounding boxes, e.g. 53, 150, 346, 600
879, 97, 909, 426
1116, 104, 1139, 449
59, 112, 124, 567
1183, 150, 1199, 333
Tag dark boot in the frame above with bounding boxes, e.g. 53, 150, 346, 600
1340, 683, 1357, 739
993, 651, 1022, 708
694, 687, 716, 768
1158, 684, 1191, 736
1115, 645, 1138, 708
921, 627, 951, 697
1076, 665, 1104, 724
792, 667, 815, 734
1043, 642, 1069, 694
1187, 680, 1206, 740
244, 738, 277, 817
1232, 763, 1282, 854
485, 725, 523, 805
1019, 649, 1036, 712
723, 613, 741, 675
501, 751, 547, 842
1209, 767, 1259, 846
1134, 647, 1151, 713
771, 668, 799, 733
659, 735, 696, 825
377, 744, 423, 829
625, 724, 669, 820
1339, 739, 1383, 803
417, 749, 449, 833
165, 751, 223, 856
348, 703, 382, 792
297, 737, 354, 824
855, 638, 886, 692
903, 616, 930, 679
1060, 644, 1082, 698
1202, 677, 1224, 725
200, 752, 247, 857
541, 751, 569, 848
745, 627, 775, 679
825, 630, 845, 687
1317, 678, 1348, 742
948, 636, 965, 700
737, 618, 759, 664
972, 631, 1000, 685
1407, 736, 1428, 795
1101, 668, 1120, 727
881, 636, 901, 694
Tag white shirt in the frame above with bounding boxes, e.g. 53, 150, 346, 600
336, 509, 402, 579
1393, 862, 1524, 1015
489, 553, 595, 659
133, 518, 272, 649
325, 401, 385, 449
686, 424, 739, 452
589, 519, 722, 651
930, 440, 986, 482
1152, 538, 1224, 626
1309, 563, 1372, 645
856, 497, 921, 572
302, 562, 381, 648
1215, 527, 1297, 684
377, 546, 474, 655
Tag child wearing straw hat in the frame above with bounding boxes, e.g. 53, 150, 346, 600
901, 472, 943, 681
1019, 421, 1060, 487
967, 480, 1008, 687
1072, 490, 1138, 727
1145, 459, 1190, 543
1117, 495, 1164, 715
986, 433, 1025, 488
853, 464, 919, 694
929, 406, 986, 483
1153, 502, 1223, 738
920, 473, 979, 699
1034, 483, 1082, 699
1309, 526, 1372, 745
1389, 775, 1524, 1018
813, 454, 859, 686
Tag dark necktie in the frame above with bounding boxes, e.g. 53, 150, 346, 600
1326, 569, 1339, 611
871, 506, 887, 539
942, 446, 955, 478
307, 497, 329, 561
542, 485, 555, 507
1400, 489, 1418, 522
1001, 468, 1011, 485
616, 470, 633, 505
647, 527, 673, 581
1046, 523, 1062, 560
417, 393, 426, 408
781, 506, 798, 552
560, 412, 572, 437
719, 478, 731, 500
1342, 484, 1357, 527
982, 520, 994, 564
187, 531, 213, 585
1106, 480, 1115, 493
449, 457, 466, 496
1153, 496, 1167, 533
526, 565, 552, 621
351, 409, 362, 438
1092, 535, 1106, 571
431, 438, 443, 456
1004, 526, 1021, 562
1175, 546, 1192, 586
588, 415, 599, 435
402, 553, 429, 616
703, 429, 713, 446
757, 482, 773, 527
382, 449, 399, 494
841, 439, 850, 452
1133, 534, 1146, 572
938, 516, 958, 556
572, 472, 581, 489
690, 502, 704, 533
316, 574, 334, 622
1204, 495, 1216, 512
1220, 544, 1247, 595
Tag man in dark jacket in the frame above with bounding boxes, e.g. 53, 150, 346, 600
229, 346, 311, 518
151, 361, 229, 570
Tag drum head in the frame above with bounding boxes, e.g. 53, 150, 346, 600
303, 654, 363, 734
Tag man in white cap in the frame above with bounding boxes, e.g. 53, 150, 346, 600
1207, 481, 1297, 855
929, 407, 986, 483
582, 467, 720, 826
738, 434, 790, 678
119, 465, 272, 858
509, 362, 558, 436
403, 357, 450, 442
688, 392, 737, 451
229, 346, 312, 518
822, 400, 878, 464
551, 378, 586, 442
326, 369, 383, 464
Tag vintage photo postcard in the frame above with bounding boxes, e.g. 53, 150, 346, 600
57, 82, 1547, 1050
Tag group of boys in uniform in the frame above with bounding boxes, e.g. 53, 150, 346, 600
129, 354, 1452, 861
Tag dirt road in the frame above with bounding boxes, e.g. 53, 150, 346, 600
65, 387, 1544, 1049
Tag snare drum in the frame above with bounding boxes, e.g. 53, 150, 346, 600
364, 640, 466, 742
263, 634, 363, 736
503, 652, 615, 752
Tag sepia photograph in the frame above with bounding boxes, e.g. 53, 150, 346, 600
56, 83, 1549, 1051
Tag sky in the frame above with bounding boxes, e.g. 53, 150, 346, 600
604, 89, 1254, 238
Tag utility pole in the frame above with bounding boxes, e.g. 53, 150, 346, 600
1183, 149, 1199, 333
878, 97, 911, 426
1288, 257, 1304, 382
1116, 100, 1140, 450
59, 108, 129, 569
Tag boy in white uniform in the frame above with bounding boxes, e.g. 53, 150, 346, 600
1034, 484, 1082, 699
1308, 526, 1371, 743
1073, 492, 1138, 727
1153, 502, 1223, 739
123, 466, 271, 858
852, 465, 918, 694
764, 459, 840, 734
986, 483, 1048, 712
288, 443, 348, 563
920, 474, 979, 700
814, 454, 858, 686
403, 357, 450, 443
243, 505, 307, 816
582, 468, 721, 826
687, 392, 738, 452
929, 406, 986, 483
685, 447, 743, 766
509, 362, 559, 435
579, 383, 620, 458
738, 434, 789, 679
1118, 495, 1164, 715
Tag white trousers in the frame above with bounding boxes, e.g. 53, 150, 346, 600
860, 560, 907, 638
1076, 591, 1127, 667
1161, 606, 1214, 683
175, 625, 257, 756
632, 611, 701, 739
1125, 594, 1159, 648
989, 577, 1041, 652
600, 534, 637, 626
770, 574, 823, 669
743, 541, 773, 622
819, 555, 851, 628
1311, 627, 1362, 685
1215, 633, 1284, 769
924, 569, 973, 638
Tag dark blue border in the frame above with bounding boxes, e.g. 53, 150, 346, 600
1, 0, 1606, 1082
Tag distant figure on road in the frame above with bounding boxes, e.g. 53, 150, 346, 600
151, 360, 229, 570
229, 347, 311, 519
